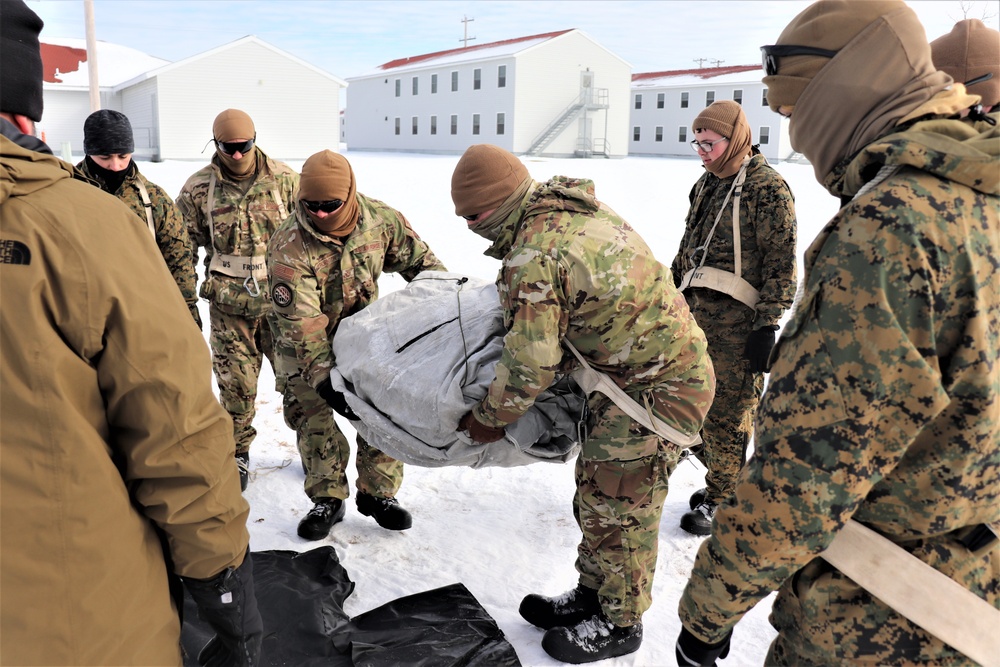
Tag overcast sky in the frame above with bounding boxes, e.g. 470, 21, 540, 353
27, 0, 999, 81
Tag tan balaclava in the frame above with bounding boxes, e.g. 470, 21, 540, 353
931, 19, 1000, 110
763, 0, 952, 184
692, 100, 753, 179
298, 150, 359, 237
213, 108, 257, 178
451, 144, 534, 240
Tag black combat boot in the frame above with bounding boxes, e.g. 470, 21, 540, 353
356, 493, 412, 531
519, 583, 601, 630
688, 487, 707, 510
236, 452, 250, 492
541, 611, 642, 663
297, 499, 346, 540
680, 499, 717, 536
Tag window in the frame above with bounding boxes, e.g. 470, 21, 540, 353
759, 126, 770, 145
633, 126, 641, 141
496, 112, 505, 135
394, 79, 400, 97
762, 89, 769, 106
678, 126, 687, 142
431, 74, 438, 94
681, 92, 689, 108
655, 126, 663, 142
394, 117, 400, 135
412, 116, 418, 135
472, 113, 480, 135
498, 65, 507, 88
451, 71, 458, 92
706, 91, 715, 106
474, 68, 481, 90
450, 114, 458, 135
634, 94, 642, 110
412, 77, 418, 95
657, 93, 664, 109
733, 89, 742, 105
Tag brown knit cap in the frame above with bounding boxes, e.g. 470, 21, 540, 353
451, 144, 529, 217
212, 108, 255, 141
931, 19, 1000, 109
762, 0, 905, 112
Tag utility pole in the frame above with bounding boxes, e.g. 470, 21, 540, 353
710, 59, 725, 67
692, 57, 708, 68
83, 0, 100, 112
460, 15, 476, 48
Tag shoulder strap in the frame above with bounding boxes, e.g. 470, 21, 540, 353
135, 179, 155, 239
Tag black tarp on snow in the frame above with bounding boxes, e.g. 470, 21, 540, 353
181, 547, 520, 667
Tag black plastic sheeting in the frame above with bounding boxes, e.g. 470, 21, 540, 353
181, 547, 520, 667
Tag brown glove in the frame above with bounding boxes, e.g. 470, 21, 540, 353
458, 410, 506, 444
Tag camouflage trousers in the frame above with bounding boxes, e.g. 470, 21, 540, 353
209, 305, 279, 455
574, 444, 680, 627
765, 533, 999, 665
282, 373, 403, 502
698, 329, 764, 505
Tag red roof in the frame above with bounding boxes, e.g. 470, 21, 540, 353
378, 29, 574, 71
40, 42, 88, 83
632, 65, 760, 81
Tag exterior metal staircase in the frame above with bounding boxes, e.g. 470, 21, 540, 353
526, 88, 609, 157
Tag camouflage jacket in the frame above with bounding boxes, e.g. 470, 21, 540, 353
679, 117, 1000, 659
475, 177, 713, 435
76, 159, 199, 324
267, 194, 447, 389
176, 149, 299, 318
671, 151, 797, 330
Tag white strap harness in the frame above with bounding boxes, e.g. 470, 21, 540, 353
678, 158, 761, 311
564, 340, 701, 448
204, 171, 285, 296
135, 179, 155, 239
818, 163, 999, 667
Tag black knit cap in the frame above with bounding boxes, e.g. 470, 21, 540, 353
0, 0, 45, 121
84, 109, 135, 155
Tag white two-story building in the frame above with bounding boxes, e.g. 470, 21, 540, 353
346, 29, 632, 158
630, 65, 793, 161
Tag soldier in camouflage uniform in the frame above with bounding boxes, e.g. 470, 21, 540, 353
670, 100, 797, 536
268, 150, 447, 541
176, 109, 299, 491
76, 109, 200, 326
451, 144, 715, 664
675, 2, 999, 666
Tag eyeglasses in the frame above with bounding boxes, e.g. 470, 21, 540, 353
690, 137, 729, 153
760, 44, 838, 76
216, 138, 255, 156
964, 72, 994, 87
302, 199, 345, 214
461, 213, 481, 222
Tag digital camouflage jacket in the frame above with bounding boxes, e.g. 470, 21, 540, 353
679, 116, 1000, 664
177, 148, 299, 317
267, 194, 446, 390
76, 159, 199, 323
671, 151, 797, 330
475, 177, 715, 457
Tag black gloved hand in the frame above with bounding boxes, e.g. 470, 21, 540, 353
743, 326, 777, 373
676, 626, 732, 667
183, 553, 262, 667
316, 378, 360, 420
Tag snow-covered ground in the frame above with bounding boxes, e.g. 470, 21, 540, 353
140, 150, 840, 667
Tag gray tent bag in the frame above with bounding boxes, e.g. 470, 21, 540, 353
329, 272, 585, 468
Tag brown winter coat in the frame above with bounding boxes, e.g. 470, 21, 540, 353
0, 134, 250, 666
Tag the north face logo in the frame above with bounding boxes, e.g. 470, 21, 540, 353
0, 240, 31, 265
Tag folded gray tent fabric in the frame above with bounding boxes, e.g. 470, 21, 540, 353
328, 272, 585, 468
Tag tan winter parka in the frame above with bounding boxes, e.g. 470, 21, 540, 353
0, 135, 250, 666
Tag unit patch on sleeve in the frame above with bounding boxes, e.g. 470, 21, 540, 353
272, 262, 300, 283
272, 282, 295, 309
